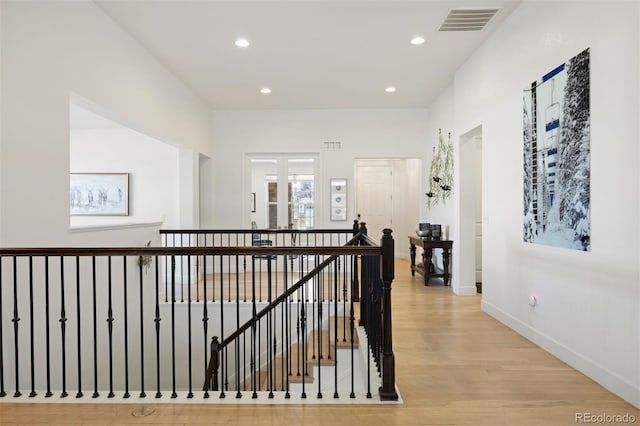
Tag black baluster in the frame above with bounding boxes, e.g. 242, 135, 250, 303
300, 285, 306, 399
0, 257, 5, 398
59, 256, 68, 398
349, 296, 355, 399
170, 256, 177, 399
180, 235, 184, 303
268, 257, 273, 399
139, 255, 146, 398
164, 234, 168, 303
107, 257, 114, 398
28, 256, 36, 397
75, 256, 83, 398
317, 260, 322, 399
187, 255, 193, 399
251, 261, 257, 399
334, 257, 339, 399
12, 257, 21, 398
235, 255, 241, 399
91, 257, 99, 398
154, 256, 162, 399
123, 257, 130, 398
219, 255, 225, 399
44, 257, 52, 398
202, 254, 209, 398
284, 256, 290, 399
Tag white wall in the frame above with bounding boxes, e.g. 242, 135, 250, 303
210, 109, 428, 250
422, 85, 457, 276
0, 0, 212, 247
444, 0, 639, 407
70, 128, 180, 228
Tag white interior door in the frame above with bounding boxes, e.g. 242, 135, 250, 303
355, 164, 392, 241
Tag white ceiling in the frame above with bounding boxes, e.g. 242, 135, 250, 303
95, 0, 521, 110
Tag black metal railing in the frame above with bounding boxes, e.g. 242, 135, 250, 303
0, 225, 396, 402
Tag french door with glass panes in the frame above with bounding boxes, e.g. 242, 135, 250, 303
249, 155, 316, 229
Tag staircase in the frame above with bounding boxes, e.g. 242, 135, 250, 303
256, 315, 360, 393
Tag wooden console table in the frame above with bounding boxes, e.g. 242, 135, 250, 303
409, 236, 453, 286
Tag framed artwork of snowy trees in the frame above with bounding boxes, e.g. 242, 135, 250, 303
523, 48, 590, 251
70, 173, 130, 216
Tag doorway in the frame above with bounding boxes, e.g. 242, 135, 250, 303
459, 127, 483, 295
354, 159, 421, 258
248, 154, 318, 229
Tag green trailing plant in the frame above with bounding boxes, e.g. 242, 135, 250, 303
426, 129, 454, 209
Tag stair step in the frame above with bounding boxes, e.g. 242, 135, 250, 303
223, 315, 361, 392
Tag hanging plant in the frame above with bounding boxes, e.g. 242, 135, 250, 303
426, 129, 454, 209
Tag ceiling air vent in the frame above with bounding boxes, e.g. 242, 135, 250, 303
438, 8, 501, 32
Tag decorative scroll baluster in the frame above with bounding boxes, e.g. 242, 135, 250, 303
12, 257, 21, 398
202, 255, 209, 398
107, 257, 114, 398
316, 260, 323, 399
235, 255, 241, 399
300, 283, 307, 399
349, 293, 356, 399
154, 256, 162, 399
59, 256, 68, 398
251, 260, 257, 399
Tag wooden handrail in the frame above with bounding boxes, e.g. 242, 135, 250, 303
0, 245, 380, 257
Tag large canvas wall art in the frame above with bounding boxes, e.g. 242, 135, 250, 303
523, 48, 590, 251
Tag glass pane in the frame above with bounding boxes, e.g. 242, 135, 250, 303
268, 182, 277, 202
288, 158, 315, 229
250, 158, 277, 228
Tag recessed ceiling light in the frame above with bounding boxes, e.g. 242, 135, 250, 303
235, 38, 250, 48
260, 87, 271, 94
385, 86, 396, 93
410, 36, 425, 45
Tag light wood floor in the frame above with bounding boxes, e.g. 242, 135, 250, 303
1, 259, 637, 425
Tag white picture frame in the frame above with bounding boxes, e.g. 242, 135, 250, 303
70, 173, 130, 216
330, 178, 347, 221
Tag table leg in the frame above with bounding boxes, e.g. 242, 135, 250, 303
442, 247, 451, 286
409, 243, 416, 276
423, 248, 433, 286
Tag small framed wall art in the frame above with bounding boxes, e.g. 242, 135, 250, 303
330, 178, 347, 221
70, 173, 129, 216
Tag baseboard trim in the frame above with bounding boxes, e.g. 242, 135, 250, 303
453, 284, 478, 296
481, 300, 640, 408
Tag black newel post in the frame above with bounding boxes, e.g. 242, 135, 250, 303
351, 220, 360, 302
379, 228, 398, 401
